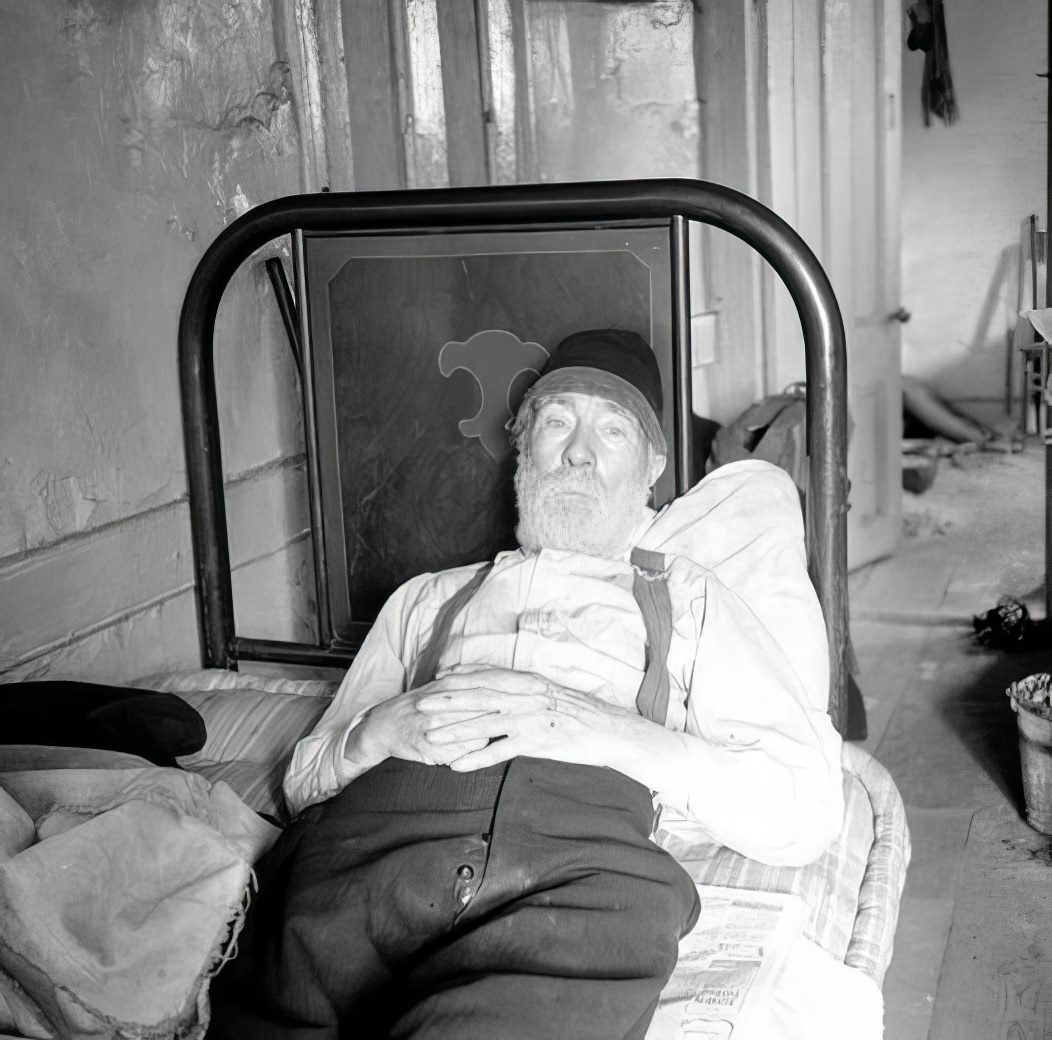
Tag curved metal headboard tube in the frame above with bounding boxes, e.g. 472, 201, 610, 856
178, 178, 850, 730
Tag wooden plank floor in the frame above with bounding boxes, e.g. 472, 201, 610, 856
849, 444, 1052, 1040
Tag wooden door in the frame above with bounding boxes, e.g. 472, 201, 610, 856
764, 0, 902, 570
838, 0, 903, 570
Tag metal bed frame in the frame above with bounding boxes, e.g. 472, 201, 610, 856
178, 178, 851, 732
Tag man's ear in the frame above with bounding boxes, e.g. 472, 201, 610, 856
647, 450, 668, 488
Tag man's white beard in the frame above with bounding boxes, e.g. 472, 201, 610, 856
514, 456, 650, 558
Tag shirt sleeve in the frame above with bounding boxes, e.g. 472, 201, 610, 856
282, 574, 427, 815
655, 571, 844, 867
642, 459, 830, 713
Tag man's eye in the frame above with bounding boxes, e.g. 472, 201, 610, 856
542, 416, 567, 428
604, 425, 626, 439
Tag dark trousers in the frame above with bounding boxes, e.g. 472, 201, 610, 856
207, 757, 699, 1040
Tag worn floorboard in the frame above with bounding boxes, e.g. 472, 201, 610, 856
849, 445, 1052, 1040
928, 804, 1052, 1040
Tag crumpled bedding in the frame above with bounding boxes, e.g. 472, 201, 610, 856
0, 766, 278, 1040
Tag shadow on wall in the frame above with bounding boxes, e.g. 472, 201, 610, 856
912, 241, 1024, 408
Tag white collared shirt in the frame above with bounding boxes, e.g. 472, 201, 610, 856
283, 460, 843, 865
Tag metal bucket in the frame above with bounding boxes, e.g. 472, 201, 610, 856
1007, 673, 1052, 835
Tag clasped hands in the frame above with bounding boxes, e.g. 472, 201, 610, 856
360, 665, 639, 772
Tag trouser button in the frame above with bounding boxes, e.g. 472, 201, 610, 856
454, 863, 477, 908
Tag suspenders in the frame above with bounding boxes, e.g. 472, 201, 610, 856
409, 562, 494, 692
628, 548, 673, 727
411, 551, 673, 726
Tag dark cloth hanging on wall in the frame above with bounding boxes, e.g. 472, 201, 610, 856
908, 0, 960, 127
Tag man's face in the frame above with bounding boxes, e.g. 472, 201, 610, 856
514, 392, 665, 558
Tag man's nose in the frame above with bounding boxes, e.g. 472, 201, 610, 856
561, 426, 596, 466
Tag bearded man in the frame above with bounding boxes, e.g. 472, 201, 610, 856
207, 329, 843, 1040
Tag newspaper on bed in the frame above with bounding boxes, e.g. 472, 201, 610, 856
646, 885, 806, 1040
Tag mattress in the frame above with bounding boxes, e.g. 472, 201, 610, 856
140, 668, 909, 991
0, 669, 907, 1039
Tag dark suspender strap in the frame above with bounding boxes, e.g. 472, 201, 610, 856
629, 548, 673, 726
410, 563, 494, 689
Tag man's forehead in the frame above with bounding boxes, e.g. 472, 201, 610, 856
535, 392, 640, 425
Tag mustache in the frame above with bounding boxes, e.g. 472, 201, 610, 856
533, 467, 603, 494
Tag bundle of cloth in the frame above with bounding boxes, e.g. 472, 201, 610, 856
0, 692, 278, 1040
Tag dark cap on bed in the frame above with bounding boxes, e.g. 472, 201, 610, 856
526, 329, 666, 455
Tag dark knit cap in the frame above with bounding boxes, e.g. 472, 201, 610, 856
524, 328, 666, 454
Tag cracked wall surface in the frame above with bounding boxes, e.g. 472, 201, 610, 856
1, 0, 302, 558
1, 0, 708, 678
1, 0, 309, 675
522, 1, 700, 183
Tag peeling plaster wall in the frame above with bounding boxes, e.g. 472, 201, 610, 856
522, 2, 700, 183
517, 2, 762, 427
1, 0, 313, 679
900, 0, 1047, 411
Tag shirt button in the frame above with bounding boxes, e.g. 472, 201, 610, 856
519, 609, 541, 634
456, 864, 475, 881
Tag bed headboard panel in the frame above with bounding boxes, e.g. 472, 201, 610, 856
178, 179, 851, 732
303, 223, 679, 640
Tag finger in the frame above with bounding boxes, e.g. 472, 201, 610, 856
447, 738, 520, 772
417, 691, 500, 714
437, 663, 495, 677
429, 737, 491, 763
398, 736, 490, 768
416, 708, 493, 727
416, 690, 490, 713
425, 714, 509, 745
421, 669, 549, 700
430, 704, 576, 749
418, 687, 550, 715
